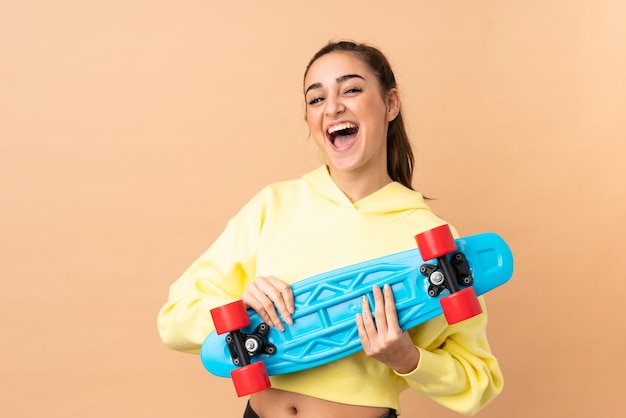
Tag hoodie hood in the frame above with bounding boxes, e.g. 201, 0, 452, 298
302, 166, 431, 219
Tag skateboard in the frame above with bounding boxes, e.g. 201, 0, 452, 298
200, 225, 514, 397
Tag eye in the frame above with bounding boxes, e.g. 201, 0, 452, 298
344, 86, 362, 94
307, 96, 324, 106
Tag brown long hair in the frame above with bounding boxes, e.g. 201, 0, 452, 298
304, 41, 415, 190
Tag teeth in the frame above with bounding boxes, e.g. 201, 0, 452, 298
327, 122, 357, 135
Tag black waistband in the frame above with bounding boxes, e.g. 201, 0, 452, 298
243, 401, 260, 418
381, 408, 398, 418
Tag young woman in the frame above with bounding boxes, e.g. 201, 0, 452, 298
158, 41, 503, 417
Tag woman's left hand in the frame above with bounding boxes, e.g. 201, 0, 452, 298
356, 284, 420, 374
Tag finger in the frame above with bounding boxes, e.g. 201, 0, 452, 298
372, 286, 388, 334
251, 277, 293, 329
265, 277, 295, 324
243, 283, 281, 328
383, 284, 401, 331
360, 294, 378, 334
355, 312, 368, 341
258, 277, 293, 327
356, 295, 375, 348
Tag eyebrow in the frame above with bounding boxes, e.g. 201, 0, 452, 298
305, 73, 365, 95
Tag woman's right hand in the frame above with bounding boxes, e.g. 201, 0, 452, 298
241, 276, 295, 332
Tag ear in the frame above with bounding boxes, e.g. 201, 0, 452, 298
385, 88, 401, 122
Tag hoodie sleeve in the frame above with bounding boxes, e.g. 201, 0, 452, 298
157, 190, 267, 353
395, 298, 504, 416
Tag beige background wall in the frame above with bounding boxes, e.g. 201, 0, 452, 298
2, 1, 625, 417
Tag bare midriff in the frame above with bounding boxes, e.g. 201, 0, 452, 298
249, 388, 390, 418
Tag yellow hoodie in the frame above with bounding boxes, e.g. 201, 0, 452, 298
157, 166, 503, 415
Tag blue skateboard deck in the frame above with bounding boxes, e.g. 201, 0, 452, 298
201, 230, 513, 381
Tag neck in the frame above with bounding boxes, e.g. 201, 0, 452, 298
327, 166, 393, 203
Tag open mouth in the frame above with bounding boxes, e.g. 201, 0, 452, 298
326, 122, 359, 147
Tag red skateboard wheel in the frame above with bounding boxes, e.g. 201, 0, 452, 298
440, 287, 482, 324
231, 362, 271, 397
415, 224, 457, 261
210, 300, 250, 335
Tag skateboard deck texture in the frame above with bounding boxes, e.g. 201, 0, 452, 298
201, 232, 513, 378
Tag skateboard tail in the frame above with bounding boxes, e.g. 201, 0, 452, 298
458, 233, 514, 296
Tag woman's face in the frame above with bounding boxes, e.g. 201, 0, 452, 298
304, 51, 399, 180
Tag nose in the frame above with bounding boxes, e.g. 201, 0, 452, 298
324, 94, 345, 117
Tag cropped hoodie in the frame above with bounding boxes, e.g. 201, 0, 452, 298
157, 166, 503, 415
